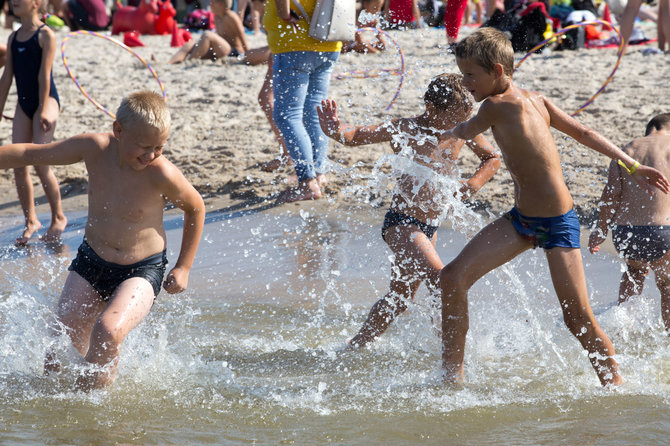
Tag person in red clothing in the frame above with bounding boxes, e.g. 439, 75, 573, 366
386, 0, 421, 28
62, 0, 109, 31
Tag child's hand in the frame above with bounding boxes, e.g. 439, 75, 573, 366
632, 164, 670, 195
163, 266, 189, 294
588, 228, 607, 254
456, 181, 475, 201
38, 108, 55, 132
317, 99, 342, 141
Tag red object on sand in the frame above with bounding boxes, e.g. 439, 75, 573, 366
154, 0, 176, 35
170, 22, 192, 47
123, 31, 145, 47
111, 0, 159, 35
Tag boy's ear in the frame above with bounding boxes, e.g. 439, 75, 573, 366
493, 63, 505, 78
113, 121, 122, 138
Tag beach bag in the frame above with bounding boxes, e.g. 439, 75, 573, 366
290, 0, 356, 42
184, 9, 215, 30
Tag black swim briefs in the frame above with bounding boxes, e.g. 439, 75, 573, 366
381, 210, 439, 241
68, 240, 167, 300
613, 225, 670, 262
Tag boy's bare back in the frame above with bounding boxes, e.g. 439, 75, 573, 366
216, 9, 246, 53
608, 132, 670, 226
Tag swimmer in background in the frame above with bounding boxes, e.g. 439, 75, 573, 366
318, 73, 500, 348
589, 113, 670, 330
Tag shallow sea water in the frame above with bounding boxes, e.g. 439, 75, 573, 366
2, 204, 670, 445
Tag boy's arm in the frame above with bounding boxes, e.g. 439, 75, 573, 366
0, 134, 95, 168
317, 99, 395, 147
159, 166, 205, 294
460, 134, 501, 198
234, 12, 250, 52
545, 97, 670, 194
588, 160, 622, 253
445, 100, 495, 141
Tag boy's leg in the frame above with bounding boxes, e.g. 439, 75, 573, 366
187, 31, 232, 61
12, 105, 41, 245
45, 271, 106, 373
244, 46, 270, 66
440, 217, 531, 381
618, 259, 649, 304
650, 252, 670, 332
32, 97, 67, 242
76, 277, 155, 390
167, 39, 196, 64
349, 225, 442, 347
545, 247, 621, 386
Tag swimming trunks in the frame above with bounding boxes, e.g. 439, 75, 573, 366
504, 207, 581, 249
68, 240, 167, 300
613, 225, 670, 262
381, 210, 439, 241
11, 25, 60, 119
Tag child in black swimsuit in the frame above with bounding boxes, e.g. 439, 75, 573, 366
317, 73, 501, 347
590, 113, 670, 331
0, 0, 66, 245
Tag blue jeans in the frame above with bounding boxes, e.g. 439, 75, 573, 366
272, 51, 339, 182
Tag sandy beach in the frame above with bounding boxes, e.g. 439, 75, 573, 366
0, 22, 667, 224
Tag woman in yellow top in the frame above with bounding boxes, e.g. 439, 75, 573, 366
264, 0, 341, 202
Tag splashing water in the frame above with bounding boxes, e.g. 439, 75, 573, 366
2, 196, 670, 443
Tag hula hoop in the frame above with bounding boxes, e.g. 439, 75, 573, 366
514, 20, 624, 116
60, 30, 167, 119
337, 27, 405, 111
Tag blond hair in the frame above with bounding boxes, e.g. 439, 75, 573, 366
424, 73, 473, 114
454, 27, 515, 77
116, 91, 171, 133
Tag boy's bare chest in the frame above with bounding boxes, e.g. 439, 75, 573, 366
87, 166, 164, 223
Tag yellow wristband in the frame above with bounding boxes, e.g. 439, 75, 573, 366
618, 160, 640, 175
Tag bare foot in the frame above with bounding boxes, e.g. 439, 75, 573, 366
41, 214, 67, 243
168, 40, 195, 64
276, 179, 322, 203
260, 155, 293, 172
316, 174, 328, 188
16, 219, 42, 246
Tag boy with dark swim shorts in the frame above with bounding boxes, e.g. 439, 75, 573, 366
317, 73, 500, 348
0, 91, 205, 390
441, 28, 670, 387
589, 113, 670, 330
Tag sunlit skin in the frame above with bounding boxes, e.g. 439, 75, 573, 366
318, 93, 500, 348
0, 0, 66, 245
438, 34, 669, 387
590, 125, 670, 331
168, 0, 270, 65
0, 115, 205, 390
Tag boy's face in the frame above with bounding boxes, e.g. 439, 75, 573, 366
115, 122, 169, 170
455, 57, 498, 102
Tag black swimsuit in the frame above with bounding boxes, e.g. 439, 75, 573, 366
11, 24, 60, 119
613, 225, 670, 262
68, 240, 168, 300
381, 210, 439, 241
